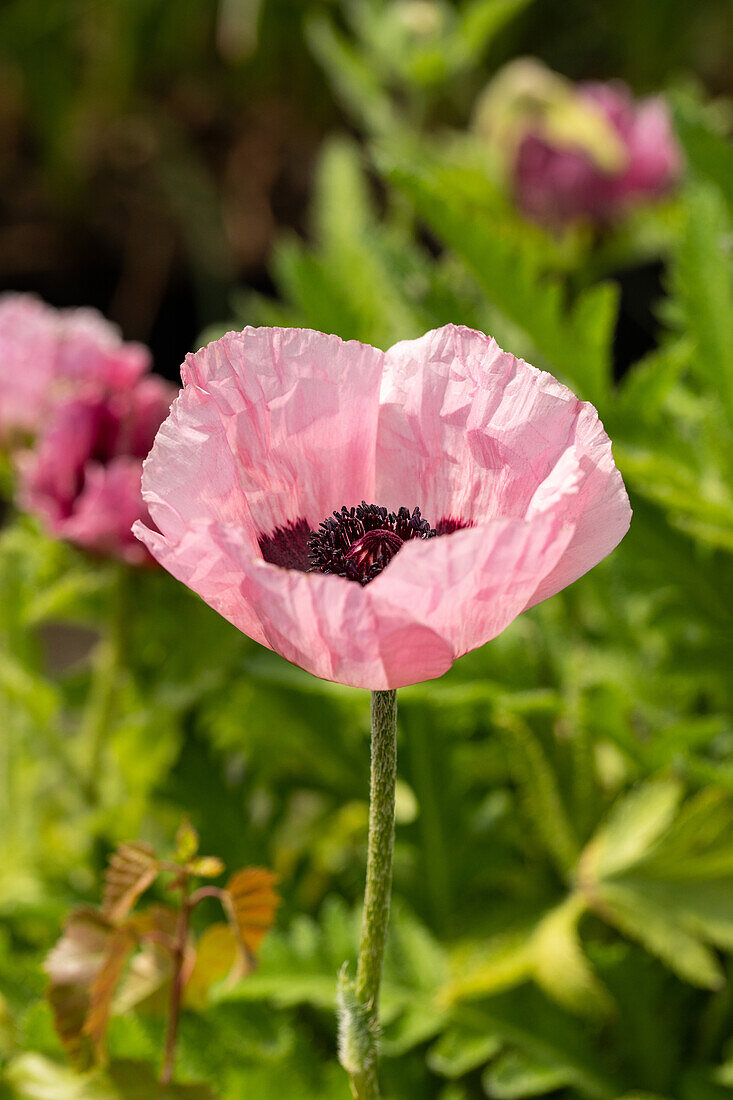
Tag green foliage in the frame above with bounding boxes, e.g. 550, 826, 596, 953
4, 2, 733, 1098
383, 147, 619, 405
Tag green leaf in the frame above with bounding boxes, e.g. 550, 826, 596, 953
219, 898, 447, 1056
579, 779, 683, 881
427, 1025, 502, 1079
3, 1053, 215, 1099
384, 152, 618, 404
672, 183, 733, 423
455, 986, 620, 1100
530, 897, 612, 1018
673, 98, 733, 219
306, 14, 400, 137
482, 1048, 573, 1099
496, 713, 579, 876
592, 882, 723, 990
456, 0, 536, 65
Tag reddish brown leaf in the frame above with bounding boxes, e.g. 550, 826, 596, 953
83, 927, 137, 1062
45, 907, 110, 987
44, 907, 112, 1067
102, 842, 159, 923
47, 983, 93, 1068
116, 905, 179, 1015
223, 868, 280, 967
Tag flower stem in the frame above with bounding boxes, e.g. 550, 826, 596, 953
82, 566, 126, 804
343, 688, 397, 1099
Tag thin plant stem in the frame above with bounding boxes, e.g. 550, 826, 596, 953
160, 875, 191, 1086
345, 688, 398, 1100
82, 566, 126, 803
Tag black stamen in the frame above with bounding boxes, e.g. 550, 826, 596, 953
258, 508, 469, 579
308, 501, 437, 586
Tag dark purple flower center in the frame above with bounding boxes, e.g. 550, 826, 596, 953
309, 503, 437, 585
258, 503, 469, 585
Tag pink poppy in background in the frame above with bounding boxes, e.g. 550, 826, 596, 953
514, 82, 680, 225
475, 60, 681, 228
20, 375, 176, 565
0, 294, 150, 442
134, 325, 630, 689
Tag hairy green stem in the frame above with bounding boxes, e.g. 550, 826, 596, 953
343, 689, 397, 1100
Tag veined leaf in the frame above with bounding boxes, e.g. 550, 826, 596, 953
101, 844, 159, 925
44, 908, 112, 1068
223, 868, 281, 966
577, 782, 733, 989
591, 882, 723, 990
84, 929, 137, 1063
578, 779, 683, 882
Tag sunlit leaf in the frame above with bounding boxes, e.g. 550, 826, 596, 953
579, 779, 683, 881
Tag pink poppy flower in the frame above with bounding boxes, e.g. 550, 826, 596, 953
20, 375, 176, 565
513, 80, 681, 226
133, 325, 630, 689
0, 293, 150, 443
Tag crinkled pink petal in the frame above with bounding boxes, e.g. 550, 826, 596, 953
18, 396, 101, 523
134, 506, 573, 689
367, 513, 575, 663
134, 517, 455, 688
0, 295, 61, 437
0, 293, 150, 440
136, 324, 630, 689
141, 379, 265, 548
619, 95, 682, 197
54, 308, 149, 389
378, 325, 630, 599
19, 370, 175, 564
179, 327, 385, 535
63, 458, 150, 565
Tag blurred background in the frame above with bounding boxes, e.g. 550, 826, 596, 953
2, 1, 733, 1098
1, 0, 730, 376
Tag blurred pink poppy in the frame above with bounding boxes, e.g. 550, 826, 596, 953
515, 84, 680, 225
134, 325, 630, 688
0, 294, 149, 442
476, 61, 681, 227
20, 375, 176, 565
